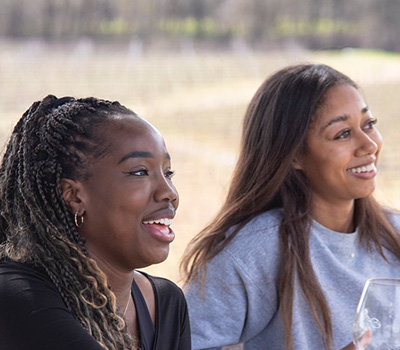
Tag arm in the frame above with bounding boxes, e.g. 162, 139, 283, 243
0, 262, 102, 350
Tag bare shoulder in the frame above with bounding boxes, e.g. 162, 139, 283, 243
134, 270, 153, 294
133, 270, 156, 323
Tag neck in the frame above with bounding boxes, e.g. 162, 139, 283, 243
87, 249, 135, 311
310, 199, 355, 233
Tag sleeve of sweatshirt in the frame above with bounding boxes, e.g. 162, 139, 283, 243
184, 212, 281, 350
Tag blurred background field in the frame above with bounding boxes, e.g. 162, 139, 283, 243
1, 0, 400, 283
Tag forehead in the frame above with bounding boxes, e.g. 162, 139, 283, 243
99, 114, 166, 153
312, 84, 365, 125
319, 84, 364, 115
107, 113, 151, 131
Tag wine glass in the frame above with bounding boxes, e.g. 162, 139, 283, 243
353, 278, 400, 350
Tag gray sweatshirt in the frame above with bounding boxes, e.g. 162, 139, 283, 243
185, 208, 400, 349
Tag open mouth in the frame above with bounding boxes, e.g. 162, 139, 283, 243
143, 218, 172, 226
347, 163, 376, 174
142, 218, 175, 242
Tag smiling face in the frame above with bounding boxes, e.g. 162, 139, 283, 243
73, 114, 179, 271
295, 84, 382, 210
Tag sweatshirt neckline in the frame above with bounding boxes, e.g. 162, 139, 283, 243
311, 218, 358, 237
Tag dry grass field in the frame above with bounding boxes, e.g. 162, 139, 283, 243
1, 40, 400, 283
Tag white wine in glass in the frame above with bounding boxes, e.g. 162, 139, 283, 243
353, 278, 400, 350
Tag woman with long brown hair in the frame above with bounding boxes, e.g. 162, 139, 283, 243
181, 64, 399, 349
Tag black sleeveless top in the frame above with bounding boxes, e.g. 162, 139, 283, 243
131, 271, 155, 349
0, 261, 191, 349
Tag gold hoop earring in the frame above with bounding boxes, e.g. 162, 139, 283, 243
74, 212, 84, 228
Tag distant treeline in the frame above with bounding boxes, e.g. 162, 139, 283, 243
1, 0, 400, 51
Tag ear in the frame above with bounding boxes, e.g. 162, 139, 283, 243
59, 178, 85, 215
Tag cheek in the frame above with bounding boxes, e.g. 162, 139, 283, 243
303, 149, 347, 183
119, 188, 151, 214
304, 149, 337, 171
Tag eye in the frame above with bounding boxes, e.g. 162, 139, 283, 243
334, 129, 350, 140
165, 170, 175, 179
364, 118, 377, 131
127, 169, 148, 176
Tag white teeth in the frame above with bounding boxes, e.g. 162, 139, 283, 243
143, 218, 172, 226
348, 163, 376, 174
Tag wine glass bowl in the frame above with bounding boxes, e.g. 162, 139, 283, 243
353, 278, 400, 350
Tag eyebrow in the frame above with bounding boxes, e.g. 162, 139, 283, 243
321, 106, 369, 131
118, 151, 170, 164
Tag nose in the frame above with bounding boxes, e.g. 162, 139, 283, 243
154, 175, 179, 205
355, 130, 382, 157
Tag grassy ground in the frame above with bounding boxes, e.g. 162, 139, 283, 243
1, 41, 400, 283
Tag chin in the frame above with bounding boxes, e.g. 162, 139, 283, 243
354, 189, 376, 200
148, 248, 170, 266
154, 254, 169, 265
133, 250, 170, 269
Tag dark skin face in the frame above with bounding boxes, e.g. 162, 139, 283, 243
60, 114, 178, 340
294, 84, 382, 232
73, 115, 178, 271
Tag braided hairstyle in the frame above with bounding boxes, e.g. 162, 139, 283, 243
0, 95, 137, 349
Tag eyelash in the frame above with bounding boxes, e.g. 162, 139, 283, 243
165, 170, 175, 179
334, 119, 377, 140
127, 169, 175, 179
366, 118, 378, 129
128, 169, 148, 176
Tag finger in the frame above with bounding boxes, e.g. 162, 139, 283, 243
341, 329, 372, 350
358, 328, 372, 348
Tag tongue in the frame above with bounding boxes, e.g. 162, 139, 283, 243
151, 224, 170, 235
144, 223, 175, 243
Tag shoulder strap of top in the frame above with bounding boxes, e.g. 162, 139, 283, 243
131, 276, 155, 350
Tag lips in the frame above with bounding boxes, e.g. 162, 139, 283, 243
346, 154, 377, 175
142, 207, 175, 223
347, 163, 376, 174
142, 208, 176, 243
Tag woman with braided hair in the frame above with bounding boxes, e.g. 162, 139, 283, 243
0, 95, 190, 349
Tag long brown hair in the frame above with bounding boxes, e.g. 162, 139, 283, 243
181, 64, 400, 349
0, 95, 137, 349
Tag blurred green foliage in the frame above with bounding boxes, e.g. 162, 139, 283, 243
2, 0, 400, 51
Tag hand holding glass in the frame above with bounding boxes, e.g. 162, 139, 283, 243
353, 278, 400, 350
